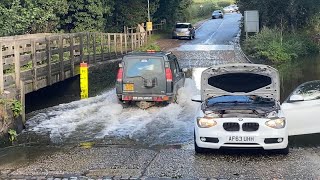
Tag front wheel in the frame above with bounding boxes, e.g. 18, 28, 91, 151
276, 146, 289, 155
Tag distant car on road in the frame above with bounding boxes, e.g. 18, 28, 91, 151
116, 51, 186, 109
223, 5, 238, 13
172, 23, 196, 40
212, 10, 224, 19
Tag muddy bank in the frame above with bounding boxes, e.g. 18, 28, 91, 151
0, 96, 24, 147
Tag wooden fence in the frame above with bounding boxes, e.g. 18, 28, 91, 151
0, 32, 149, 94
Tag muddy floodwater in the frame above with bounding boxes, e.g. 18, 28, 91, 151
276, 54, 320, 102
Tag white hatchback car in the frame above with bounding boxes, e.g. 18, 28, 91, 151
193, 63, 288, 154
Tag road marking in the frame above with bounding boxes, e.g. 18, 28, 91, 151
204, 19, 224, 44
176, 45, 234, 51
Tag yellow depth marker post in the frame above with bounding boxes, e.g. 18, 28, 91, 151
80, 62, 89, 99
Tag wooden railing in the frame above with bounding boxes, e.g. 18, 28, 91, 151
0, 32, 149, 94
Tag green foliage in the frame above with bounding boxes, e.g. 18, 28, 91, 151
237, 0, 320, 32
8, 129, 17, 142
0, 0, 68, 36
244, 27, 319, 63
11, 100, 23, 118
138, 44, 161, 51
0, 0, 230, 36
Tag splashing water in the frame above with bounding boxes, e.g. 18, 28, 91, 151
26, 78, 200, 146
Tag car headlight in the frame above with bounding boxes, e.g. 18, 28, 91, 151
197, 117, 217, 128
265, 118, 286, 129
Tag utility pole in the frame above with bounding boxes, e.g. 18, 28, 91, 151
147, 0, 150, 22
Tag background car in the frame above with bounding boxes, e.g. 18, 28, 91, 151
116, 51, 186, 109
223, 5, 238, 13
212, 10, 223, 19
282, 80, 320, 136
172, 23, 195, 40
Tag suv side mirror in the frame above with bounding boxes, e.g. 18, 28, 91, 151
289, 94, 304, 102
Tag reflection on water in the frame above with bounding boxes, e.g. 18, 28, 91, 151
274, 54, 320, 102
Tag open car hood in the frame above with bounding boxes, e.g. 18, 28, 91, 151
201, 63, 280, 101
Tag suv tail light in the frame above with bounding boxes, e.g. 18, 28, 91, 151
117, 68, 123, 82
165, 68, 172, 82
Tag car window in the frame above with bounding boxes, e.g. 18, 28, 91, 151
174, 57, 181, 72
175, 24, 189, 28
124, 57, 164, 77
168, 55, 177, 75
291, 81, 320, 101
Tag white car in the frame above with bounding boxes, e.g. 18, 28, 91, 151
193, 64, 320, 154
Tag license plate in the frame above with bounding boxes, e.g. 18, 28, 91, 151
228, 136, 255, 142
124, 83, 134, 91
133, 97, 152, 100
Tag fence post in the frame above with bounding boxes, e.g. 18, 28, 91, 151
120, 34, 123, 54
134, 33, 137, 49
86, 32, 90, 64
144, 32, 147, 45
80, 33, 84, 62
124, 34, 128, 53
0, 42, 3, 93
70, 35, 75, 77
108, 33, 111, 59
101, 33, 104, 61
131, 33, 134, 51
138, 33, 141, 48
93, 33, 96, 63
14, 41, 21, 88
46, 36, 52, 85
114, 33, 117, 57
20, 80, 25, 124
31, 40, 37, 90
58, 36, 64, 81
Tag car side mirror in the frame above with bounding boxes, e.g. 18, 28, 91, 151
191, 95, 202, 103
289, 94, 304, 102
182, 68, 188, 73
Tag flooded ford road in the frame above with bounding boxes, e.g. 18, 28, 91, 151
2, 13, 320, 180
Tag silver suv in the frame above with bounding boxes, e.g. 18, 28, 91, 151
172, 23, 195, 40
116, 51, 186, 109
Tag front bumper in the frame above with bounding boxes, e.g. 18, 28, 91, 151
195, 118, 288, 150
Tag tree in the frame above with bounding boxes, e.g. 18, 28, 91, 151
60, 0, 113, 32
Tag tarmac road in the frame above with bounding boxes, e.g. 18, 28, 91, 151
2, 12, 320, 180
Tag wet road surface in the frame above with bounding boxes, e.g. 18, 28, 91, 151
2, 13, 320, 179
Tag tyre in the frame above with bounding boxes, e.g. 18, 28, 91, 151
277, 146, 289, 155
270, 146, 289, 155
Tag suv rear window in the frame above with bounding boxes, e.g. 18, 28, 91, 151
175, 24, 189, 28
124, 57, 164, 77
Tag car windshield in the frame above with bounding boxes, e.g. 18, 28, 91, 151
206, 95, 275, 106
124, 57, 164, 78
213, 11, 221, 13
175, 24, 189, 28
